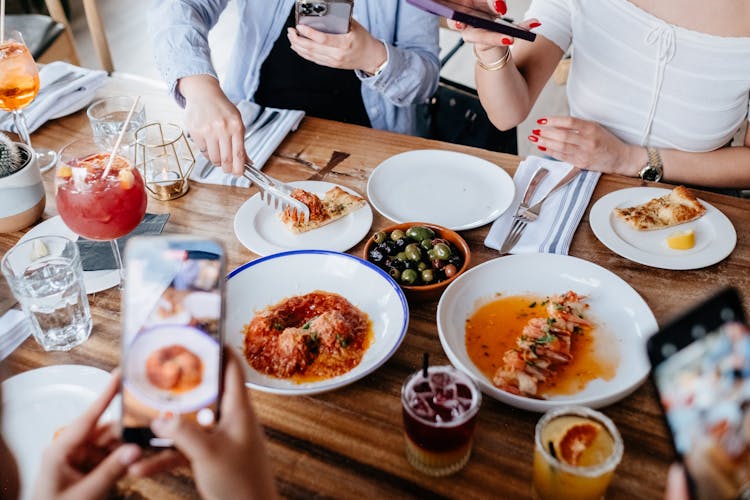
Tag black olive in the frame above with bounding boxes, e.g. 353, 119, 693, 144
403, 260, 417, 270
448, 255, 462, 267
394, 238, 407, 251
368, 248, 385, 264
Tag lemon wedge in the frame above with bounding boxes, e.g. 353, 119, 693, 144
666, 229, 695, 250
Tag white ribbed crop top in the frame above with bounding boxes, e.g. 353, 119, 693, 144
526, 0, 750, 152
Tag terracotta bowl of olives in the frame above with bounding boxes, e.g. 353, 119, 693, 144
362, 222, 471, 302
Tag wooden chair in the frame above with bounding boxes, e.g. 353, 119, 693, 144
6, 0, 114, 73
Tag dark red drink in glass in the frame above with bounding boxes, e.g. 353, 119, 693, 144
401, 365, 481, 475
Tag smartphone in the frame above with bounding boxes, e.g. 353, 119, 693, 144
121, 236, 226, 447
295, 0, 353, 35
407, 0, 536, 42
647, 287, 750, 500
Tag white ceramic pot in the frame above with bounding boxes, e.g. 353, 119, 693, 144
0, 143, 46, 232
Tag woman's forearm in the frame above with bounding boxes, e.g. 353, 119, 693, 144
474, 47, 534, 131
659, 144, 750, 189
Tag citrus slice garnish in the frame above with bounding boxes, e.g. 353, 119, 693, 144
56, 165, 72, 178
118, 169, 134, 190
666, 229, 695, 250
552, 421, 604, 466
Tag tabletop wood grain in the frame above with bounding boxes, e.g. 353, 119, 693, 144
1, 75, 749, 499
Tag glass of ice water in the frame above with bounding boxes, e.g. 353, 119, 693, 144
87, 96, 146, 151
1, 236, 92, 351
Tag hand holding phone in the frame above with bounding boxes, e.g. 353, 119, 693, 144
407, 0, 536, 42
296, 0, 353, 35
648, 288, 750, 500
121, 237, 226, 448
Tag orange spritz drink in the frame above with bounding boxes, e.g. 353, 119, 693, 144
0, 39, 39, 111
532, 406, 623, 500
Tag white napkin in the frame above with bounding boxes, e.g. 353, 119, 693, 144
485, 156, 600, 255
0, 62, 107, 134
0, 309, 31, 361
190, 101, 305, 187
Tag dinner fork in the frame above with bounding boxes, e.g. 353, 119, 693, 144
242, 162, 310, 223
500, 167, 582, 253
499, 167, 549, 254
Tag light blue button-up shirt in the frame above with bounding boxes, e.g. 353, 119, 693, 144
148, 0, 440, 135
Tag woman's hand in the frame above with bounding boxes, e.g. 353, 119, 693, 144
288, 20, 387, 75
32, 371, 142, 500
178, 74, 247, 176
529, 116, 644, 176
129, 349, 277, 500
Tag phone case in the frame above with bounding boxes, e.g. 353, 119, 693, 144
296, 0, 353, 35
406, 0, 536, 42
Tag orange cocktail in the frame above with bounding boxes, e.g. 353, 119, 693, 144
532, 406, 623, 500
0, 40, 40, 112
56, 142, 147, 241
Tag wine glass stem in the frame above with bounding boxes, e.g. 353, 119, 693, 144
11, 110, 32, 147
110, 240, 125, 288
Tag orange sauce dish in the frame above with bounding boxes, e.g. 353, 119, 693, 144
465, 293, 619, 399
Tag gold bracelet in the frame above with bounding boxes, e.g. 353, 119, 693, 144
473, 45, 511, 71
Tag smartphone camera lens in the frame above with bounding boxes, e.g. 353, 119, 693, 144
313, 2, 328, 15
299, 2, 313, 15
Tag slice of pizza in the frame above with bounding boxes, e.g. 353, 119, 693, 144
280, 186, 367, 233
613, 185, 706, 231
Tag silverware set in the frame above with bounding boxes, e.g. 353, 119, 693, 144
499, 167, 581, 254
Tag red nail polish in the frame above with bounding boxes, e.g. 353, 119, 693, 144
455, 21, 465, 29
529, 22, 542, 29
532, 129, 541, 136
538, 146, 547, 152
495, 0, 508, 15
502, 38, 513, 45
528, 135, 539, 143
537, 118, 548, 125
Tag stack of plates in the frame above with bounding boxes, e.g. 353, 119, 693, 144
0, 310, 31, 360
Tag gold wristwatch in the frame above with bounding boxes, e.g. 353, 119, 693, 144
638, 147, 664, 182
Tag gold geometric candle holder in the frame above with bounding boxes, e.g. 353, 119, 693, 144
134, 123, 195, 201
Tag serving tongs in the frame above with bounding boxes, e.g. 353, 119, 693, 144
242, 162, 310, 223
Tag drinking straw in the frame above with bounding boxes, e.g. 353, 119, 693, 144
422, 352, 429, 378
1, 0, 6, 43
102, 96, 140, 178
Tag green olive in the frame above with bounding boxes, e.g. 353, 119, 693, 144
420, 238, 434, 251
433, 242, 452, 260
373, 231, 387, 244
390, 229, 406, 241
388, 267, 401, 280
396, 251, 408, 262
427, 248, 438, 261
421, 269, 435, 283
405, 226, 436, 242
417, 261, 428, 271
404, 243, 422, 261
401, 269, 418, 285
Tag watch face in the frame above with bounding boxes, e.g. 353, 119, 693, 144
640, 166, 661, 182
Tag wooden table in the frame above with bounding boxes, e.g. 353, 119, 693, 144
2, 75, 749, 499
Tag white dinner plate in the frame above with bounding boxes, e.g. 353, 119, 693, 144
225, 250, 409, 395
437, 254, 658, 412
123, 325, 221, 413
367, 149, 515, 230
233, 181, 373, 256
1, 365, 118, 500
590, 187, 736, 270
19, 216, 120, 293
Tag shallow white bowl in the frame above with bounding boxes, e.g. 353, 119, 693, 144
226, 250, 409, 395
437, 253, 658, 412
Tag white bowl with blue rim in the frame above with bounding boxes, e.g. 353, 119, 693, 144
225, 250, 409, 395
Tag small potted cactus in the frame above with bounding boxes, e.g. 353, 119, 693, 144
0, 132, 45, 232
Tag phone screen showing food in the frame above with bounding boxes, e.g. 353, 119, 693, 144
122, 237, 224, 447
653, 316, 750, 500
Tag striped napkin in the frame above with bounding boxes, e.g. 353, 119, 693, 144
485, 156, 600, 255
190, 101, 305, 187
0, 62, 107, 134
0, 309, 31, 361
